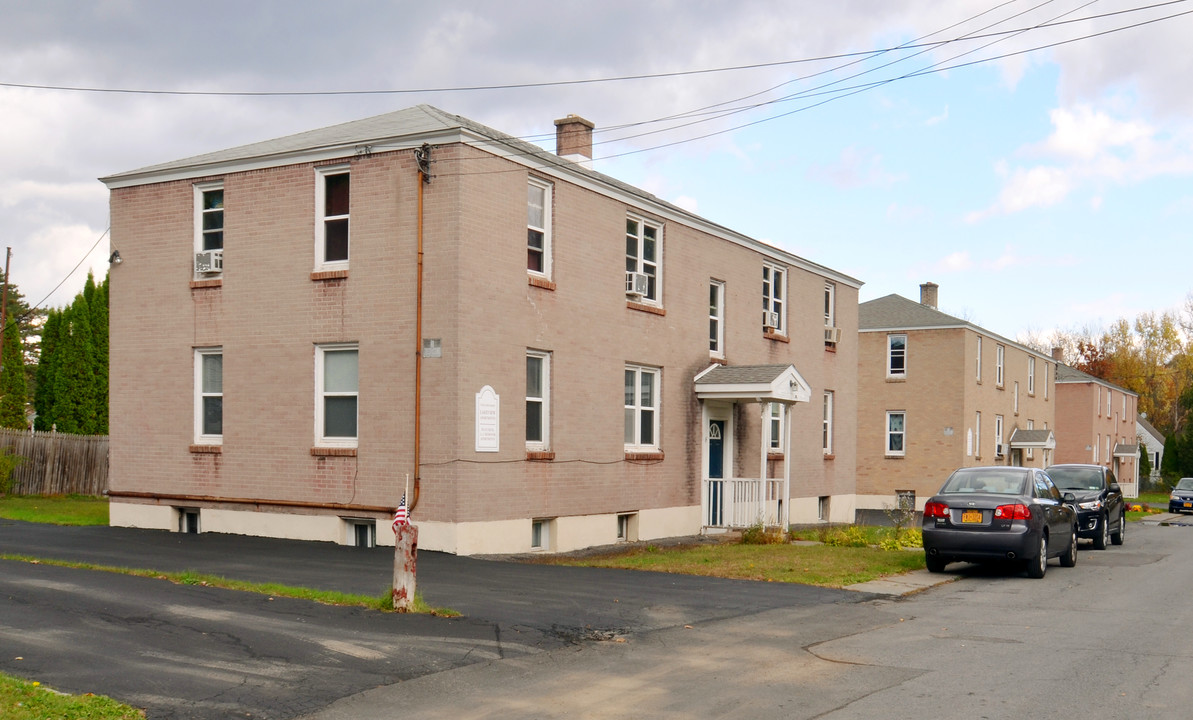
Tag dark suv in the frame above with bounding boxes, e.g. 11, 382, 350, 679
1046, 464, 1125, 549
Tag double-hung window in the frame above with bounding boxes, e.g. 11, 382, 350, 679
824, 282, 836, 328
316, 344, 358, 447
762, 264, 785, 333
194, 348, 222, 443
768, 403, 784, 453
1026, 420, 1035, 460
194, 182, 224, 276
995, 345, 1005, 387
527, 179, 552, 277
315, 166, 350, 270
995, 415, 1004, 457
823, 391, 834, 455
625, 215, 661, 304
975, 336, 983, 382
886, 411, 905, 456
1028, 356, 1036, 395
887, 334, 907, 377
709, 280, 725, 358
975, 412, 982, 458
526, 351, 550, 450
624, 365, 660, 450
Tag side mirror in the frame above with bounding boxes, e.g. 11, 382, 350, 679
1062, 492, 1077, 504
1108, 482, 1121, 493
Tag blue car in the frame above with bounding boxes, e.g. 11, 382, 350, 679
923, 466, 1078, 579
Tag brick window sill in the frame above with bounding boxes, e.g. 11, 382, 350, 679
885, 376, 906, 383
709, 355, 726, 365
311, 269, 349, 281
526, 450, 556, 461
190, 278, 223, 289
767, 452, 784, 461
885, 454, 905, 460
627, 301, 666, 316
763, 331, 789, 343
824, 343, 837, 353
625, 451, 664, 462
311, 447, 357, 457
189, 444, 222, 454
528, 276, 556, 291
823, 453, 835, 461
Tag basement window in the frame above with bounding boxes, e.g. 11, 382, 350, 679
344, 518, 376, 548
531, 518, 554, 551
178, 508, 201, 534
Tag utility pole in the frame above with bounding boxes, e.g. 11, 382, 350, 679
0, 247, 11, 374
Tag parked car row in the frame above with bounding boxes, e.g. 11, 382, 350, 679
922, 464, 1125, 579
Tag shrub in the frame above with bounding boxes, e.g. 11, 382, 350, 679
741, 522, 789, 545
822, 525, 871, 547
0, 447, 24, 495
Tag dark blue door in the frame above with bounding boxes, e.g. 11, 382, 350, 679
708, 421, 724, 479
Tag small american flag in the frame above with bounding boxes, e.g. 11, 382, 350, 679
392, 493, 409, 532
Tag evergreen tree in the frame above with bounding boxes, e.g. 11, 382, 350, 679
48, 300, 99, 434
1140, 443, 1152, 480
86, 274, 109, 434
0, 317, 28, 428
1162, 433, 1181, 484
33, 309, 61, 431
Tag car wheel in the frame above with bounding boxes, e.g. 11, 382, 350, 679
925, 555, 947, 573
1027, 534, 1048, 579
1111, 511, 1125, 546
1093, 514, 1109, 550
1060, 526, 1078, 567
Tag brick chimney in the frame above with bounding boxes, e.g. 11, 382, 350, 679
1052, 346, 1064, 362
554, 114, 594, 169
919, 282, 939, 309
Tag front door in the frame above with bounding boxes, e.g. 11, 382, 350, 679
708, 420, 725, 479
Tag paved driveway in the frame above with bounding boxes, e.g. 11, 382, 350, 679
0, 520, 868, 718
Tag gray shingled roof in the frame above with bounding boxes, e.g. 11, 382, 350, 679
1054, 364, 1136, 395
1138, 416, 1164, 442
694, 364, 794, 385
858, 294, 973, 331
1008, 428, 1054, 446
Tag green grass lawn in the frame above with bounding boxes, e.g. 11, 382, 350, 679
0, 672, 143, 719
0, 494, 109, 525
538, 540, 926, 588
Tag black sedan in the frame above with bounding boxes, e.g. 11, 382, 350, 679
1046, 464, 1125, 548
1169, 478, 1193, 513
923, 466, 1078, 578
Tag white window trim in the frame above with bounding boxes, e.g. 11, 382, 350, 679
526, 350, 550, 451
975, 336, 982, 382
315, 343, 359, 448
824, 282, 836, 329
1028, 356, 1036, 395
626, 214, 663, 306
995, 345, 1005, 387
762, 263, 786, 335
709, 280, 725, 358
886, 411, 906, 457
994, 415, 1004, 457
1014, 382, 1020, 415
768, 402, 785, 453
887, 334, 907, 377
974, 411, 982, 459
193, 181, 224, 277
823, 391, 834, 456
194, 347, 222, 444
625, 364, 661, 451
527, 177, 552, 279
315, 165, 350, 271
1044, 362, 1050, 399
1094, 434, 1100, 463
1026, 420, 1035, 459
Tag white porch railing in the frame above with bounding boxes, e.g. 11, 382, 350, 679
705, 478, 785, 528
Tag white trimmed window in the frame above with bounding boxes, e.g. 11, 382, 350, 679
1107, 389, 1112, 416
526, 351, 550, 450
995, 415, 1004, 458
824, 282, 836, 328
1014, 382, 1020, 414
823, 391, 834, 455
624, 365, 660, 449
975, 411, 982, 458
887, 334, 907, 377
709, 280, 725, 358
315, 165, 350, 270
194, 182, 224, 277
1094, 434, 1100, 463
762, 264, 785, 334
975, 336, 982, 382
1026, 420, 1035, 460
527, 178, 552, 277
316, 344, 358, 447
996, 345, 1005, 387
625, 215, 661, 304
886, 411, 905, 456
194, 348, 222, 443
1028, 356, 1036, 395
1044, 362, 1050, 399
768, 403, 784, 452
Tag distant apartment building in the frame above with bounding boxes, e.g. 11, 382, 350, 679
856, 284, 1057, 517
1054, 361, 1139, 495
101, 105, 861, 554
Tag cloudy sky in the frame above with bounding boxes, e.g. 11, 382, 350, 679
3, 0, 1191, 339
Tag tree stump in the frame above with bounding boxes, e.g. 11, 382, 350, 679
392, 523, 418, 612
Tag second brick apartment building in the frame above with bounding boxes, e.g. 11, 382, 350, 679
101, 105, 862, 554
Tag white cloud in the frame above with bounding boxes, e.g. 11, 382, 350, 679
925, 105, 949, 126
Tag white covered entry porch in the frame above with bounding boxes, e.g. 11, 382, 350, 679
694, 364, 811, 530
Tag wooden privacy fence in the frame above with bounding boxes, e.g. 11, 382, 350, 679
0, 428, 109, 496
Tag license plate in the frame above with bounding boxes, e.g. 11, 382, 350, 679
962, 509, 982, 523
1184, 502, 1191, 508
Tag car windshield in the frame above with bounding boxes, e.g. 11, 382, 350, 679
1047, 467, 1103, 491
939, 469, 1027, 496
1176, 478, 1193, 491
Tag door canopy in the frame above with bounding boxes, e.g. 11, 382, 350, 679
693, 364, 812, 404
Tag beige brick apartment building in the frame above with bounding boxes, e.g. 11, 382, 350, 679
101, 105, 861, 554
856, 284, 1058, 516
1054, 362, 1139, 495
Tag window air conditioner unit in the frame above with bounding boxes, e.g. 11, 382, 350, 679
626, 271, 649, 298
764, 311, 780, 332
996, 443, 1005, 457
824, 326, 841, 344
195, 249, 223, 274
